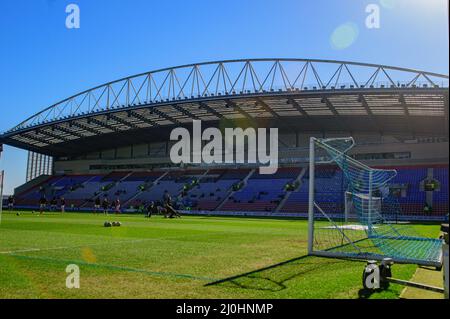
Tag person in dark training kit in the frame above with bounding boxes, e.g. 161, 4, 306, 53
39, 196, 47, 215
145, 201, 158, 218
163, 194, 181, 219
7, 195, 15, 212
60, 197, 66, 214
94, 196, 101, 214
102, 196, 109, 215
114, 198, 121, 214
50, 197, 57, 211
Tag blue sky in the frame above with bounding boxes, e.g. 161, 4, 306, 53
0, 0, 448, 195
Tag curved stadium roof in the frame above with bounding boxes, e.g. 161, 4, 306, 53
0, 58, 448, 157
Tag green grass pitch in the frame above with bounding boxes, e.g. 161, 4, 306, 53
0, 211, 441, 299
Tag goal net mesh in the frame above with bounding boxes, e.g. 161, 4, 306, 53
310, 137, 442, 267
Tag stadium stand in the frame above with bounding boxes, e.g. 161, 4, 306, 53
433, 165, 449, 216
9, 163, 449, 221
280, 166, 343, 215
64, 175, 110, 208
15, 175, 64, 207
220, 167, 302, 212
1, 60, 447, 221
387, 165, 427, 218
126, 169, 205, 209
188, 169, 244, 211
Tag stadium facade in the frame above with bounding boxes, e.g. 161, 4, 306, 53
0, 59, 448, 220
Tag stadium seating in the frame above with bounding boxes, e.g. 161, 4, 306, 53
221, 167, 302, 212
128, 170, 205, 209
387, 166, 427, 218
279, 165, 448, 220
433, 165, 449, 216
86, 172, 153, 208
11, 165, 448, 221
280, 166, 342, 214
14, 175, 64, 207
63, 175, 110, 208
189, 169, 249, 211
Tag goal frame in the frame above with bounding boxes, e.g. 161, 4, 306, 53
307, 136, 364, 256
307, 137, 443, 267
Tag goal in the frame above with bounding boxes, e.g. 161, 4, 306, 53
307, 137, 443, 267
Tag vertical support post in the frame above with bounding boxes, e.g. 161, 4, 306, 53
368, 170, 373, 238
126, 79, 130, 107
308, 137, 315, 254
344, 191, 349, 223
107, 85, 110, 110
0, 170, 4, 225
443, 233, 449, 299
26, 151, 31, 182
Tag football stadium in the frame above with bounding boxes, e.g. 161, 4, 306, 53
0, 58, 448, 299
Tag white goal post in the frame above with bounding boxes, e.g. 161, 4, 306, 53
307, 136, 359, 256
307, 136, 390, 259
0, 170, 4, 225
306, 137, 443, 268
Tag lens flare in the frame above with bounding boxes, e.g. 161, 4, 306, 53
81, 247, 97, 263
379, 0, 396, 9
330, 22, 359, 50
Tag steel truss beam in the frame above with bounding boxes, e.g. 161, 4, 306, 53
286, 98, 323, 130
172, 104, 201, 121
36, 128, 71, 143
88, 117, 121, 133
321, 96, 339, 116
69, 121, 103, 135
21, 132, 52, 145
5, 58, 446, 135
148, 107, 180, 125
399, 93, 413, 134
224, 99, 254, 121
198, 102, 225, 119
107, 113, 140, 130
321, 96, 350, 131
358, 94, 383, 133
127, 110, 160, 128
255, 98, 280, 118
287, 98, 309, 117
52, 124, 85, 139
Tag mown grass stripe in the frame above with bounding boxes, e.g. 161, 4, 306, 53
8, 253, 217, 282
0, 237, 169, 254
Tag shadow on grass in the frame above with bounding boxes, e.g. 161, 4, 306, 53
205, 254, 343, 292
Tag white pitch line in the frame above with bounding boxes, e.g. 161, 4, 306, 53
0, 237, 172, 255
1, 248, 42, 254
